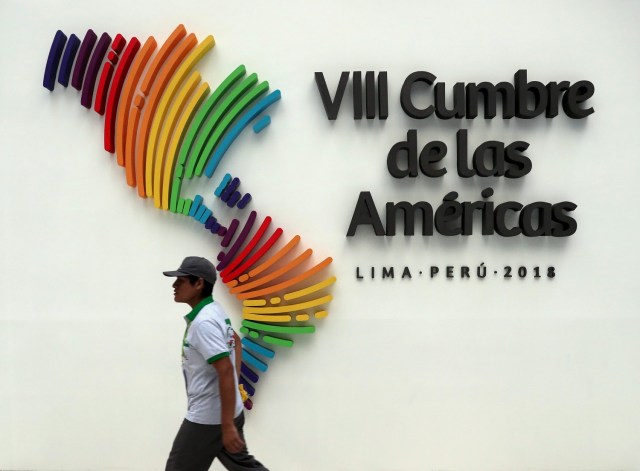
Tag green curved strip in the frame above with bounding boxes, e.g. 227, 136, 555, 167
194, 81, 269, 177
241, 320, 315, 335
186, 73, 258, 178
175, 65, 246, 177
263, 335, 294, 347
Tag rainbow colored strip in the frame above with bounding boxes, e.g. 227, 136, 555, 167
43, 24, 335, 411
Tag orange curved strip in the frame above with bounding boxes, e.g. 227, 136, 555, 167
125, 98, 144, 187
230, 249, 312, 295
140, 25, 186, 95
238, 257, 333, 300
116, 36, 156, 174
134, 33, 197, 198
249, 235, 300, 278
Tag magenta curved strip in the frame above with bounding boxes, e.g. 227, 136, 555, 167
216, 211, 257, 271
71, 29, 97, 90
80, 32, 112, 109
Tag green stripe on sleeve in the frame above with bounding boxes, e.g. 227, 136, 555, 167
207, 352, 230, 363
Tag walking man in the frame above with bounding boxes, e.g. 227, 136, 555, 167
163, 256, 268, 470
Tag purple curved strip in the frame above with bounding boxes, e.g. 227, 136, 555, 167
227, 191, 241, 208
205, 216, 216, 230
221, 219, 240, 248
241, 363, 259, 383
221, 177, 240, 202
43, 30, 67, 91
80, 32, 112, 109
57, 34, 80, 87
216, 211, 257, 271
239, 376, 255, 396
237, 193, 252, 209
71, 29, 97, 90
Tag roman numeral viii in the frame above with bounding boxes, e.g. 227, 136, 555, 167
315, 71, 388, 120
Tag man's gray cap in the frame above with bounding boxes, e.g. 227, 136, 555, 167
163, 256, 217, 284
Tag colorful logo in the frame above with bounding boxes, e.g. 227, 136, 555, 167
43, 24, 335, 410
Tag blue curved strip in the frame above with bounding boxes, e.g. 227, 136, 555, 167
214, 173, 232, 197
242, 337, 275, 359
43, 30, 67, 91
204, 90, 282, 178
58, 34, 80, 87
252, 115, 271, 133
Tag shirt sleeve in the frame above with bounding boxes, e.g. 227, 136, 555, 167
191, 318, 231, 364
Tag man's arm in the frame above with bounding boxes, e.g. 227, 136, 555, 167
233, 330, 242, 377
212, 357, 245, 453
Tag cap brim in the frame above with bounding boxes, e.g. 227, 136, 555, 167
163, 270, 188, 277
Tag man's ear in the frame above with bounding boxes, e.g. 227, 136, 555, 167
195, 277, 205, 292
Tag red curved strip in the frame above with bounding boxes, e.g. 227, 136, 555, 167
222, 228, 283, 283
219, 217, 272, 280
112, 33, 126, 54
216, 211, 257, 271
94, 62, 114, 115
104, 37, 140, 153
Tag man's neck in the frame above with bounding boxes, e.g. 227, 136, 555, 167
188, 296, 208, 309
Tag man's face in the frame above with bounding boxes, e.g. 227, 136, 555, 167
172, 276, 203, 306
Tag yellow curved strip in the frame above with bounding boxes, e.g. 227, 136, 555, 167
147, 35, 215, 201
242, 295, 333, 315
243, 299, 267, 307
161, 82, 210, 209
151, 71, 200, 208
283, 276, 337, 301
243, 314, 292, 323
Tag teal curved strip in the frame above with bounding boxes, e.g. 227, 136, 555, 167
242, 349, 268, 372
186, 74, 258, 178
252, 115, 271, 133
241, 337, 275, 359
204, 90, 282, 177
175, 65, 246, 177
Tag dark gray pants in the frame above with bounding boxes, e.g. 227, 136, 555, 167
165, 413, 268, 471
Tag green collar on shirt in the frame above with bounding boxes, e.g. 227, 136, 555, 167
184, 296, 213, 323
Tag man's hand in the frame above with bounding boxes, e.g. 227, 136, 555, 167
222, 423, 245, 454
212, 356, 244, 453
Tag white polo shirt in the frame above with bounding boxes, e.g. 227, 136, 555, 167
181, 296, 243, 424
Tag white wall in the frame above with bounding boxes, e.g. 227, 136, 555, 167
1, 0, 640, 469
